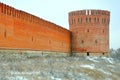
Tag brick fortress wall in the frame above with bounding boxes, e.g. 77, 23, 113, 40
69, 10, 110, 56
0, 3, 71, 53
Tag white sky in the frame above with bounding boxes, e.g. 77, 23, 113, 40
0, 0, 120, 49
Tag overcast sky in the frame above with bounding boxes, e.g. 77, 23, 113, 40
0, 0, 120, 49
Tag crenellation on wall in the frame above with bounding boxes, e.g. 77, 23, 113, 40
2, 3, 70, 34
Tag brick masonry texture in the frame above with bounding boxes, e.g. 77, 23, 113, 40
0, 3, 71, 53
0, 3, 110, 56
69, 10, 110, 56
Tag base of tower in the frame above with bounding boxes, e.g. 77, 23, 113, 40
72, 52, 109, 57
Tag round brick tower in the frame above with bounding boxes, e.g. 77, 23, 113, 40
69, 10, 110, 56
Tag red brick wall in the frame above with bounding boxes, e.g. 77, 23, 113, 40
69, 10, 110, 54
0, 3, 71, 53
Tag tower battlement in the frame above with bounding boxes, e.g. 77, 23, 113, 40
69, 10, 110, 16
69, 10, 110, 28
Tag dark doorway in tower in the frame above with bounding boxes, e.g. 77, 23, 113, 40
102, 53, 105, 55
87, 52, 89, 56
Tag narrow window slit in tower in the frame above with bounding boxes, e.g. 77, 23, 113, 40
107, 19, 109, 24
32, 36, 33, 42
4, 29, 6, 38
87, 52, 89, 56
103, 53, 105, 55
95, 40, 97, 43
81, 40, 84, 44
102, 18, 104, 23
103, 30, 104, 33
89, 18, 91, 23
86, 18, 88, 23
94, 18, 96, 22
49, 40, 51, 44
87, 29, 89, 32
95, 40, 97, 45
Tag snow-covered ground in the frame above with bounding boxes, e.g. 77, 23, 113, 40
0, 52, 120, 80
